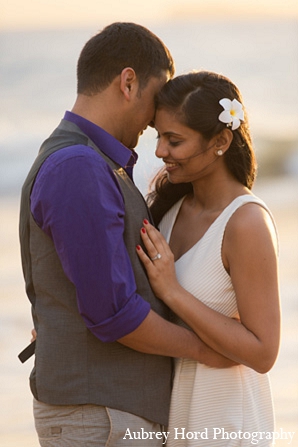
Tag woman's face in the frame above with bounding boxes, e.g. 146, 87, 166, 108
154, 108, 217, 184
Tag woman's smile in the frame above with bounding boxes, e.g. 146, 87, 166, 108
164, 160, 179, 171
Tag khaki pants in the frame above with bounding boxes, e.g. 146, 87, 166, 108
33, 398, 165, 446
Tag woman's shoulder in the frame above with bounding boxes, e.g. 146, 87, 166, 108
228, 193, 273, 226
224, 194, 278, 250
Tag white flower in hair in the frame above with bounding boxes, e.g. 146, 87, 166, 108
218, 98, 244, 130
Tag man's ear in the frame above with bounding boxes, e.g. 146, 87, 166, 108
214, 129, 233, 155
120, 67, 137, 100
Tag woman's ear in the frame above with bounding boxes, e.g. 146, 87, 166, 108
120, 67, 137, 100
214, 129, 233, 156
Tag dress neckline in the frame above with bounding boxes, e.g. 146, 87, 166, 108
166, 194, 254, 263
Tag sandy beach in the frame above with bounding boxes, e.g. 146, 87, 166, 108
0, 175, 297, 447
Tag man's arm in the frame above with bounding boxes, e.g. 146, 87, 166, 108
31, 146, 151, 341
119, 309, 237, 368
31, 147, 234, 368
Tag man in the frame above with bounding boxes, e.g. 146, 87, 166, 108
19, 22, 230, 446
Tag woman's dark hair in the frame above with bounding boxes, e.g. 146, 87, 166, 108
77, 22, 175, 95
148, 70, 257, 225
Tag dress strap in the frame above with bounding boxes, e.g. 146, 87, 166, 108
217, 194, 279, 254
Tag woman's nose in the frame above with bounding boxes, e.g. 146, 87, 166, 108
155, 140, 168, 159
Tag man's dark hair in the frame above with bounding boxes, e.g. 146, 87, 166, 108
77, 22, 175, 95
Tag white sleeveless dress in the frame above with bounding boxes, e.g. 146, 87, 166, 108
159, 195, 276, 447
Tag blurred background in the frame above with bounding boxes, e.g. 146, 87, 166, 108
0, 0, 297, 445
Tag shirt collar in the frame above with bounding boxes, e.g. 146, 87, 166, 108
63, 111, 138, 176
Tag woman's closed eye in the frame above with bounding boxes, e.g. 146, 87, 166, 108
156, 134, 182, 147
168, 140, 182, 147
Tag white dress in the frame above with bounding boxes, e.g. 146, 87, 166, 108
159, 195, 276, 447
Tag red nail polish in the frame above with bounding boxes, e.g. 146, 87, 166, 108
143, 219, 149, 225
141, 228, 146, 234
136, 245, 141, 250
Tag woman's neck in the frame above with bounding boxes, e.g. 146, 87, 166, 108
190, 175, 250, 213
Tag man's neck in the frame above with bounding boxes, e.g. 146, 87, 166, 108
71, 92, 122, 140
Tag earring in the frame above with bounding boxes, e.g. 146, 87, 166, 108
217, 149, 223, 156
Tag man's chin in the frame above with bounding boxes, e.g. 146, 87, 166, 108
128, 137, 140, 150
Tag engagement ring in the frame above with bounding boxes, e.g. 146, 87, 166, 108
151, 253, 162, 261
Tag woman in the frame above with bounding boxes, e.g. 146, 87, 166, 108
136, 71, 280, 446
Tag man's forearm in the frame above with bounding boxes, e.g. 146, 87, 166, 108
118, 310, 236, 368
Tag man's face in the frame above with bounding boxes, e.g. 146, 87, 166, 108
123, 71, 169, 149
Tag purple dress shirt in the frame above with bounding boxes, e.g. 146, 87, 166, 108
30, 111, 150, 342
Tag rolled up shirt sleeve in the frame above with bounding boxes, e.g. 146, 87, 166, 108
30, 145, 150, 342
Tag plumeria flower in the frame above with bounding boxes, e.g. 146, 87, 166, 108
218, 98, 244, 130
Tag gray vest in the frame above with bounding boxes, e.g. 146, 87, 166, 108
19, 119, 172, 425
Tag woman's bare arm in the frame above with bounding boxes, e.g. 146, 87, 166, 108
137, 205, 280, 373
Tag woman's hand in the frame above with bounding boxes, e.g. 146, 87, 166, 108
136, 219, 181, 302
31, 328, 37, 342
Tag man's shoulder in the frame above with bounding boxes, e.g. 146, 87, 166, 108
36, 144, 114, 186
46, 144, 101, 164
39, 144, 113, 176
